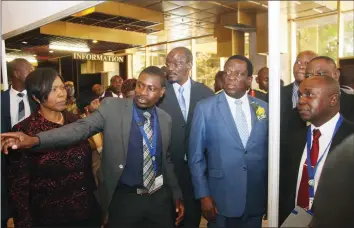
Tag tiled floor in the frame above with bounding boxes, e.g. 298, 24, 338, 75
200, 218, 269, 228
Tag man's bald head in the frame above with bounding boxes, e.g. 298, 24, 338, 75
293, 50, 318, 83
256, 67, 269, 91
297, 76, 340, 127
306, 56, 340, 81
169, 47, 193, 64
8, 58, 34, 91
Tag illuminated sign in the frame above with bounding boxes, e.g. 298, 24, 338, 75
73, 53, 124, 62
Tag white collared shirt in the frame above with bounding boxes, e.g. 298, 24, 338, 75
295, 112, 341, 205
224, 91, 252, 133
173, 77, 191, 118
9, 86, 31, 127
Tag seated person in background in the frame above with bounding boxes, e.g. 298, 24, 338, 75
7, 68, 101, 227
121, 78, 137, 98
64, 81, 79, 115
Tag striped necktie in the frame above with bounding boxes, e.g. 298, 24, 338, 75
18, 92, 25, 121
142, 111, 155, 192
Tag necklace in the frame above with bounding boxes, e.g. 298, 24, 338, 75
38, 111, 64, 125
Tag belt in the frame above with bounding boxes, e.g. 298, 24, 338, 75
117, 184, 149, 195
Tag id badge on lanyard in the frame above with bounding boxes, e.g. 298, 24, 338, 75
306, 115, 343, 210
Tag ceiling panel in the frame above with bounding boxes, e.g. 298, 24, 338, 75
169, 1, 196, 7
147, 2, 181, 12
93, 21, 122, 29
203, 16, 218, 23
188, 11, 215, 20
108, 16, 139, 24
171, 17, 194, 24
122, 0, 161, 7
187, 1, 218, 10
69, 17, 100, 25
205, 6, 235, 15
82, 12, 116, 21
167, 6, 200, 16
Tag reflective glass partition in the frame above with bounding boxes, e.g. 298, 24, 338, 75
296, 14, 339, 62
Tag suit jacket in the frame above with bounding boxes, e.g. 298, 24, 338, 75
279, 118, 354, 225
1, 89, 37, 220
189, 92, 269, 217
36, 98, 182, 212
310, 134, 354, 228
157, 80, 213, 179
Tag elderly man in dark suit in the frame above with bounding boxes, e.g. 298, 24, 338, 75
158, 47, 214, 228
279, 76, 354, 226
1, 58, 35, 228
1, 66, 184, 228
281, 51, 317, 141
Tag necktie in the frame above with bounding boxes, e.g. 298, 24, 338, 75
297, 129, 321, 209
292, 88, 298, 108
18, 93, 25, 121
177, 86, 187, 121
142, 111, 155, 192
234, 100, 249, 148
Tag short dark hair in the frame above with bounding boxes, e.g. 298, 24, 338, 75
225, 55, 253, 76
140, 66, 166, 87
215, 71, 225, 80
25, 68, 63, 102
121, 79, 137, 95
310, 56, 337, 69
8, 58, 31, 78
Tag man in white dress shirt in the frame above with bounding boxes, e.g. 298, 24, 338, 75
279, 76, 354, 225
1, 58, 34, 228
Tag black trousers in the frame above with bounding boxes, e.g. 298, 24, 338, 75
177, 162, 201, 228
107, 186, 175, 228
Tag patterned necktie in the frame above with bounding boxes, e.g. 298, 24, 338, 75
234, 100, 249, 147
177, 86, 187, 121
292, 88, 298, 108
297, 129, 321, 209
18, 93, 25, 121
142, 111, 155, 192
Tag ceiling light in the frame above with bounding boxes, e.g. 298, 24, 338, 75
49, 50, 54, 53
107, 49, 112, 52
22, 41, 28, 44
312, 8, 323, 13
261, 4, 268, 8
294, 1, 301, 5
92, 40, 98, 43
49, 44, 90, 52
33, 54, 37, 57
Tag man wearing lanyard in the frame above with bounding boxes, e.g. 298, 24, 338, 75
279, 75, 354, 226
1, 66, 184, 228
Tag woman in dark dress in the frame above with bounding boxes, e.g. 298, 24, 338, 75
7, 68, 101, 227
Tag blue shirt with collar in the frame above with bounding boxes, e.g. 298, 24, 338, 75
119, 102, 163, 188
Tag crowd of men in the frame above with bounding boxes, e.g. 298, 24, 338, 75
1, 47, 354, 228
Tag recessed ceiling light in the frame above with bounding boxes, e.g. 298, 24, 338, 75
92, 40, 98, 43
33, 54, 37, 57
107, 50, 112, 52
49, 50, 54, 53
22, 41, 28, 44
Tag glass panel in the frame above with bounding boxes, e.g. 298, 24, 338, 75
296, 14, 338, 62
147, 44, 167, 68
132, 47, 146, 78
168, 40, 191, 52
195, 36, 219, 90
342, 11, 354, 57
